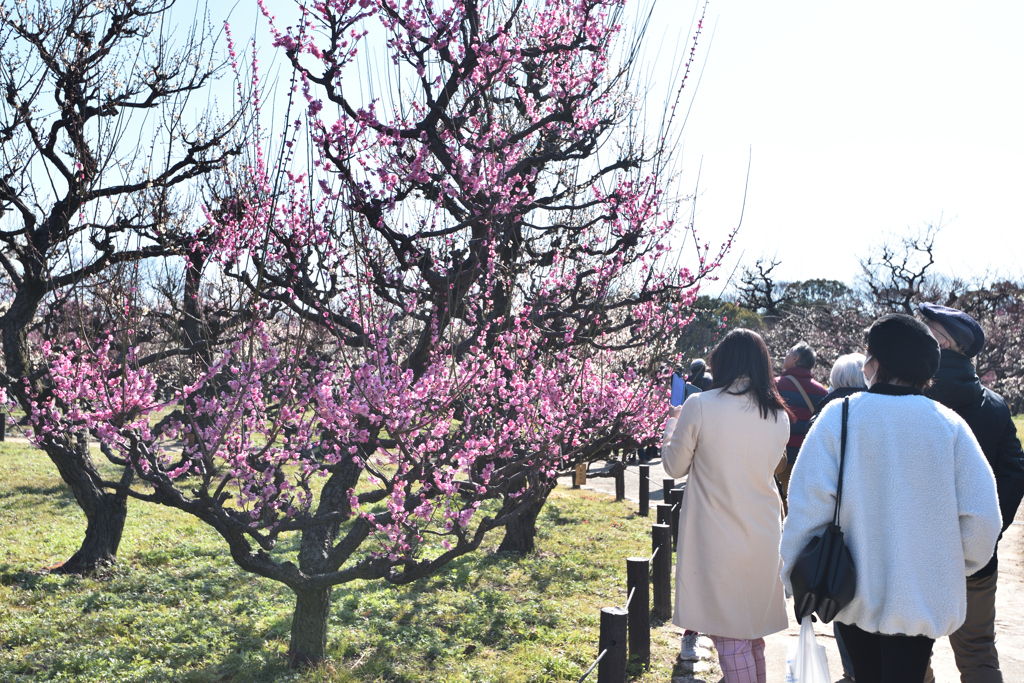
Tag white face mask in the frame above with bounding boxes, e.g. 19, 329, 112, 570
863, 355, 877, 388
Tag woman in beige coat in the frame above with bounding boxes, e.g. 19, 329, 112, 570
662, 329, 791, 683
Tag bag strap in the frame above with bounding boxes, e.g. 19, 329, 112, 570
833, 397, 850, 527
783, 374, 816, 414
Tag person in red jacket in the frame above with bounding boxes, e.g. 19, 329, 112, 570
775, 341, 828, 498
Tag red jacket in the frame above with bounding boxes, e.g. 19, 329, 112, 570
776, 367, 828, 448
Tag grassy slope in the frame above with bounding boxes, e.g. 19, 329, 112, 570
0, 442, 700, 683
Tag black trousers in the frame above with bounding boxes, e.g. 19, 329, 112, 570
835, 622, 935, 683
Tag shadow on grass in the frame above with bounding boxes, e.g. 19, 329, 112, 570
0, 483, 78, 509
0, 566, 53, 588
167, 621, 297, 683
318, 544, 592, 681
0, 564, 303, 683
540, 501, 583, 527
0, 479, 658, 682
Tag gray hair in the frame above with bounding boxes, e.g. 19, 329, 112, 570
829, 353, 867, 390
789, 342, 817, 369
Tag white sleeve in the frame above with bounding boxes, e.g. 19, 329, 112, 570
780, 405, 841, 591
953, 422, 1002, 575
661, 393, 701, 479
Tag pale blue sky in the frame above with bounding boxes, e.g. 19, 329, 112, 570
647, 0, 1024, 287
195, 0, 1024, 287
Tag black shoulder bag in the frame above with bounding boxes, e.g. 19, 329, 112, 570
790, 396, 858, 623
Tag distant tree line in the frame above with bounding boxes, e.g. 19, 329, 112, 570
675, 226, 1024, 412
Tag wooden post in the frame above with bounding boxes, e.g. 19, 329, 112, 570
597, 606, 628, 683
662, 478, 674, 502
574, 463, 587, 488
656, 503, 672, 528
0, 413, 5, 442
651, 524, 672, 620
626, 557, 651, 668
669, 487, 683, 551
638, 464, 649, 517
614, 462, 625, 501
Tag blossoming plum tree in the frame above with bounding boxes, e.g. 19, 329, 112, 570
0, 0, 247, 573
25, 0, 725, 666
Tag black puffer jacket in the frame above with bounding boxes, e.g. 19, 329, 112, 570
925, 350, 1024, 577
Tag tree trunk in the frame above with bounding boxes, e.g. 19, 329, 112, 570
288, 586, 333, 668
5, 277, 133, 575
46, 439, 133, 575
498, 481, 553, 555
53, 490, 129, 574
287, 460, 362, 668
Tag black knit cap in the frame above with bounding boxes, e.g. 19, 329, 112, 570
866, 314, 941, 383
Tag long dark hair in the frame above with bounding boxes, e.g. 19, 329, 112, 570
708, 329, 790, 420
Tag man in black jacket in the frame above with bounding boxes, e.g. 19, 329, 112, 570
920, 302, 1024, 683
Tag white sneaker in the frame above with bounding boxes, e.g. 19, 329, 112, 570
678, 631, 700, 662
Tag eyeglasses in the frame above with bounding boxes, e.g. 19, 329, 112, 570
925, 322, 960, 351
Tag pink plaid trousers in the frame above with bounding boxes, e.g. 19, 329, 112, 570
709, 635, 766, 683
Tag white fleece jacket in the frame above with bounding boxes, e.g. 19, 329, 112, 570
780, 391, 1001, 639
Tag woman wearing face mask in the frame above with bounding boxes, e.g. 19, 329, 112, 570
779, 314, 1002, 683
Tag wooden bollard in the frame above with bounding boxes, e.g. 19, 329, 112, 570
614, 462, 625, 501
662, 478, 674, 502
655, 502, 672, 528
638, 464, 650, 516
669, 487, 684, 550
651, 523, 672, 619
597, 606, 628, 683
574, 463, 587, 488
626, 557, 651, 668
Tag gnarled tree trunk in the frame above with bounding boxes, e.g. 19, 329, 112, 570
288, 585, 333, 668
53, 491, 129, 574
498, 479, 554, 555
287, 460, 361, 667
47, 440, 134, 575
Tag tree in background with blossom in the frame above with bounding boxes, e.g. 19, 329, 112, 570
731, 227, 1024, 409
0, 0, 249, 573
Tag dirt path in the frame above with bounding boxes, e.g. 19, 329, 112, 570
566, 459, 1024, 682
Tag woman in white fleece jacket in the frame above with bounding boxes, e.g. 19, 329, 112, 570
780, 314, 1001, 683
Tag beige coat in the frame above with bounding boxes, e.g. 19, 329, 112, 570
661, 383, 790, 640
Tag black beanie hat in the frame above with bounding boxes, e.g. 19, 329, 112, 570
866, 314, 941, 384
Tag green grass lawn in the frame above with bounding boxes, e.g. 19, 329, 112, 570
1013, 414, 1023, 434
0, 441, 701, 683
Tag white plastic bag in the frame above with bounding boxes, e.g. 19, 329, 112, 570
785, 616, 831, 683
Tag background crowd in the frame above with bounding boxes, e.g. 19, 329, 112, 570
662, 303, 1024, 683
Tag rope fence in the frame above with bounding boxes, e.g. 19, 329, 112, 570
576, 647, 609, 682
571, 473, 685, 683
565, 456, 684, 518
